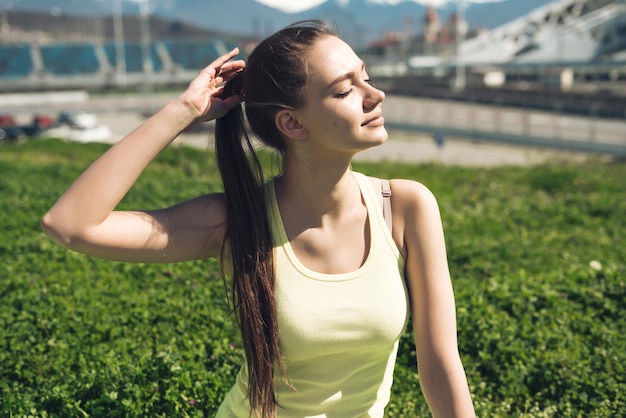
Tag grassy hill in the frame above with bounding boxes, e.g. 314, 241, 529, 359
1, 138, 624, 416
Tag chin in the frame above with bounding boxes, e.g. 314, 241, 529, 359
350, 127, 388, 152
372, 128, 389, 145
359, 133, 388, 152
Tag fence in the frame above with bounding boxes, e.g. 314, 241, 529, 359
383, 96, 626, 156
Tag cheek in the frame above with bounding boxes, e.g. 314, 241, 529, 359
327, 117, 353, 134
317, 114, 343, 131
313, 103, 355, 133
328, 109, 355, 129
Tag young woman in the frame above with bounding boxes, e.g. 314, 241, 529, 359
42, 20, 475, 418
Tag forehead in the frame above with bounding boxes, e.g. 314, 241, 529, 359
306, 36, 362, 85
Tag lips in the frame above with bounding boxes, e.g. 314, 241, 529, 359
362, 114, 385, 127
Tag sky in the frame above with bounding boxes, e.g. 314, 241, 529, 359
254, 0, 500, 14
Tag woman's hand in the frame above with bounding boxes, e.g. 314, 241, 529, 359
179, 47, 246, 122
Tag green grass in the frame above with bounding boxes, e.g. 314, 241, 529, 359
1, 138, 624, 417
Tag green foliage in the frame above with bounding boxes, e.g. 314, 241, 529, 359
1, 139, 625, 417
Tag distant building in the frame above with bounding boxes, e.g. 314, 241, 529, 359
363, 6, 472, 60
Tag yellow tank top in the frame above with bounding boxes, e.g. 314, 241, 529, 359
216, 171, 409, 417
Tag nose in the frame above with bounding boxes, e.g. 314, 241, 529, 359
363, 82, 385, 110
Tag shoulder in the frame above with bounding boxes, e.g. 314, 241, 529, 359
365, 176, 441, 257
388, 178, 437, 203
388, 179, 442, 246
389, 179, 440, 218
387, 180, 449, 286
366, 176, 440, 221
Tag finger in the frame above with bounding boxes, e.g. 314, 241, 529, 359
220, 63, 245, 78
218, 60, 246, 75
197, 53, 241, 79
218, 70, 245, 87
214, 86, 226, 97
211, 71, 237, 88
197, 63, 217, 79
216, 63, 245, 82
210, 47, 240, 69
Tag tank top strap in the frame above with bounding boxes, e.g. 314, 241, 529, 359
351, 172, 403, 264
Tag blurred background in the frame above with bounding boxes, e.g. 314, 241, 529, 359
0, 0, 625, 159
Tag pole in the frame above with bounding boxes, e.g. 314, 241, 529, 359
136, 0, 154, 110
454, 0, 467, 92
112, 0, 126, 88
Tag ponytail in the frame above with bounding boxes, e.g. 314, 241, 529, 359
215, 72, 283, 418
213, 20, 339, 417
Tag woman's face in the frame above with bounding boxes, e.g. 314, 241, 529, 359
293, 35, 387, 156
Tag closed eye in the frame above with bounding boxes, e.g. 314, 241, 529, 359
334, 79, 375, 99
334, 89, 352, 98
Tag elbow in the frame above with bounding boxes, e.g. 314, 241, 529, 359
40, 211, 63, 244
40, 211, 75, 247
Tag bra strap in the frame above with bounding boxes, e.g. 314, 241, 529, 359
381, 179, 392, 233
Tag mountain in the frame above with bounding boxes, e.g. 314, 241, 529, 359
9, 0, 556, 46
9, 0, 295, 38
9, 0, 112, 16
150, 0, 295, 38
295, 0, 428, 47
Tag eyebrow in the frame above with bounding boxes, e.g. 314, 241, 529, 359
326, 61, 366, 90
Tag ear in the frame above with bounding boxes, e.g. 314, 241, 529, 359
275, 110, 307, 140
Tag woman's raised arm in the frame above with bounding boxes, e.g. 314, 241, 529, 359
41, 48, 244, 263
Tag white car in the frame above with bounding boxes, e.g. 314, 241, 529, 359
48, 111, 113, 143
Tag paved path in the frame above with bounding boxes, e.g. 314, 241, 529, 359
95, 108, 607, 167
6, 92, 616, 166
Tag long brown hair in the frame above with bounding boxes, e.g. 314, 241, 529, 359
215, 20, 337, 417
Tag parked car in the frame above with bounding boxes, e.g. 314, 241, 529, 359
0, 113, 55, 142
0, 126, 27, 141
0, 114, 25, 142
0, 114, 16, 126
57, 111, 98, 129
33, 114, 55, 129
46, 111, 112, 143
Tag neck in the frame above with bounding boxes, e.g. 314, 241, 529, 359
275, 154, 359, 220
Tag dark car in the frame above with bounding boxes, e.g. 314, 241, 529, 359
0, 114, 24, 141
0, 114, 54, 142
0, 126, 27, 141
